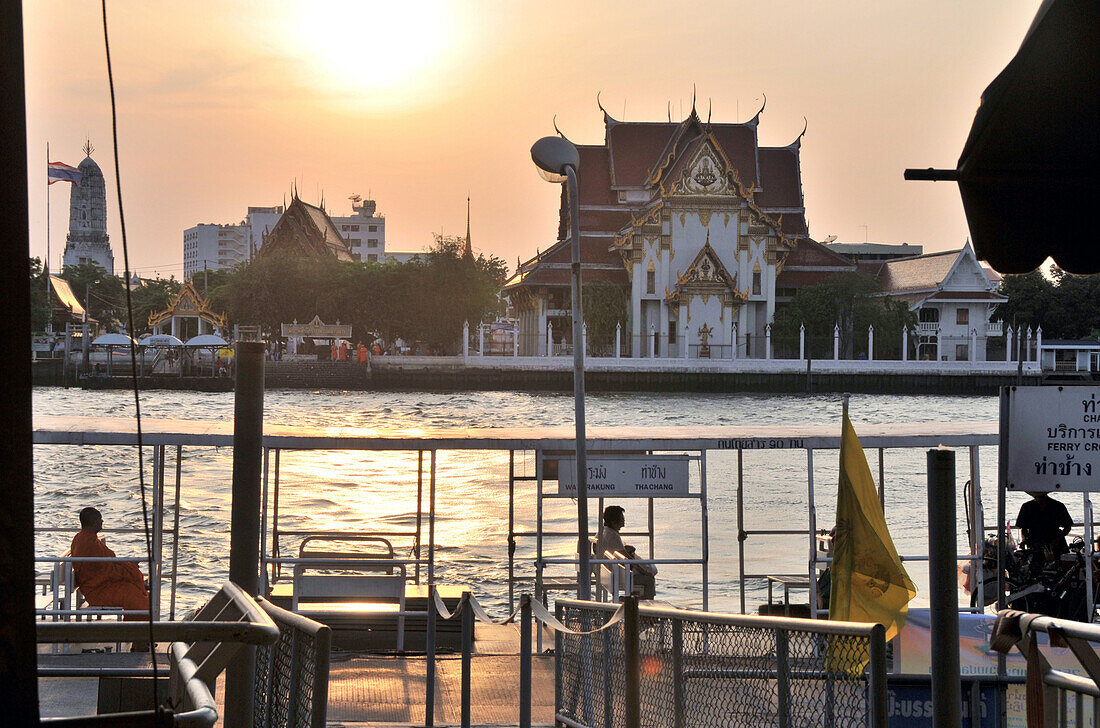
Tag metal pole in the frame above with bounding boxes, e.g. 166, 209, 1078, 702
225, 340, 264, 728
429, 450, 436, 586
509, 451, 515, 612
426, 583, 437, 728
461, 591, 472, 728
416, 450, 423, 585
623, 595, 641, 728
565, 165, 591, 600
737, 449, 745, 614
0, 1, 39, 718
869, 624, 888, 728
928, 447, 961, 728
169, 445, 182, 620
520, 593, 532, 728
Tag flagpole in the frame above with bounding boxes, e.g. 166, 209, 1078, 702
45, 142, 52, 333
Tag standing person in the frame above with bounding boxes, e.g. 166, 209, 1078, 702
1016, 491, 1074, 559
596, 505, 657, 599
69, 507, 150, 650
357, 342, 368, 363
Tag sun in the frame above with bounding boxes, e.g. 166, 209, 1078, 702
289, 1, 452, 98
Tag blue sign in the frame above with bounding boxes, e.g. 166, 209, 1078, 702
887, 679, 998, 728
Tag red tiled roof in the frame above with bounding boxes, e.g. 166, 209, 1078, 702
926, 290, 1007, 300
607, 122, 678, 187
577, 146, 617, 206
783, 238, 856, 268
578, 208, 633, 234
777, 213, 808, 236
755, 147, 802, 209
708, 124, 759, 189
775, 269, 845, 287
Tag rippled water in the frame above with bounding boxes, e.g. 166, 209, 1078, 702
33, 387, 1029, 616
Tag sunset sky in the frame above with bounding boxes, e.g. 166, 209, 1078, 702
24, 1, 1041, 278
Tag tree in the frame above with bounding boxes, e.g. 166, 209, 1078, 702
60, 263, 125, 331
29, 257, 51, 331
128, 277, 182, 334
772, 273, 916, 359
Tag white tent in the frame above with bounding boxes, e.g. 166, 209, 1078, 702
142, 334, 185, 348
184, 334, 228, 348
90, 333, 136, 347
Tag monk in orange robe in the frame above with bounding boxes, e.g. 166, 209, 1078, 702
70, 507, 150, 622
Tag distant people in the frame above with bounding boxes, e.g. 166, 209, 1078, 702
1016, 491, 1074, 560
70, 507, 150, 650
357, 342, 368, 362
597, 505, 657, 599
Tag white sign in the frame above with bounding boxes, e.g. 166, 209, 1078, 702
556, 455, 690, 497
1006, 386, 1100, 491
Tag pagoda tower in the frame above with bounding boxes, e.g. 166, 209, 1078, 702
62, 141, 114, 274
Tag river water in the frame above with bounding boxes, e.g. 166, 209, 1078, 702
33, 387, 1033, 617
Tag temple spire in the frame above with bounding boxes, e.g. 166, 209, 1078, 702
463, 196, 473, 259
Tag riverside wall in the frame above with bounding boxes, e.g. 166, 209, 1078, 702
34, 356, 1049, 395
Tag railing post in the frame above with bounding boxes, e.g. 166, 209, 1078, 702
624, 595, 641, 728
520, 593, 532, 728
426, 583, 437, 727
461, 591, 472, 728
766, 324, 772, 360
672, 618, 685, 728
615, 323, 621, 359
799, 324, 805, 360
928, 447, 961, 728
776, 628, 790, 728
463, 321, 470, 359
902, 326, 909, 362
834, 324, 840, 360
868, 324, 874, 361
226, 340, 265, 728
869, 624, 887, 728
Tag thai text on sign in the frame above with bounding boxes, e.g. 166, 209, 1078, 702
556, 455, 690, 497
1006, 386, 1100, 491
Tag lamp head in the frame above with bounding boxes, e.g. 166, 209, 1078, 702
531, 136, 579, 184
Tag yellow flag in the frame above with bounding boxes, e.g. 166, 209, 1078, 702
829, 411, 916, 643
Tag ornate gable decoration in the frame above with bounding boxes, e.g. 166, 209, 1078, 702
148, 281, 227, 330
666, 235, 745, 306
670, 142, 737, 197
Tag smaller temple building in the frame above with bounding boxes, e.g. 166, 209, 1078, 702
148, 281, 228, 340
255, 195, 354, 262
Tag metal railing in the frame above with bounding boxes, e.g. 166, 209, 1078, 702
253, 596, 331, 728
37, 582, 280, 727
555, 597, 886, 728
992, 610, 1100, 727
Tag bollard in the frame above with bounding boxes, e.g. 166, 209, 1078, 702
623, 595, 641, 728
461, 591, 473, 728
225, 340, 265, 728
520, 594, 532, 728
426, 584, 437, 727
928, 447, 961, 728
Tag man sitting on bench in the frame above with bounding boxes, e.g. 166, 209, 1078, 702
596, 506, 657, 600
70, 507, 150, 651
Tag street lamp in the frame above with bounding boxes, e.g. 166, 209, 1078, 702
531, 135, 591, 601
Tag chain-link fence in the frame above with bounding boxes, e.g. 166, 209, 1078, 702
253, 596, 331, 728
556, 598, 886, 728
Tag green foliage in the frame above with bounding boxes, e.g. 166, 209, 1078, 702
216, 237, 507, 351
996, 269, 1100, 339
29, 257, 51, 331
60, 262, 126, 330
582, 282, 628, 355
772, 272, 916, 358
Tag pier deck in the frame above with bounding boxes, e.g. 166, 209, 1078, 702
38, 624, 556, 727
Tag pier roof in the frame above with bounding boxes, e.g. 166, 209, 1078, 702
33, 415, 997, 451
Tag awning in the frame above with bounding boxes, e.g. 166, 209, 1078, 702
184, 334, 229, 347
90, 333, 137, 347
906, 0, 1099, 274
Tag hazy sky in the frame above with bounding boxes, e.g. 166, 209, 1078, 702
24, 0, 1041, 278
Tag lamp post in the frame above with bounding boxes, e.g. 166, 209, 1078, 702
531, 135, 591, 601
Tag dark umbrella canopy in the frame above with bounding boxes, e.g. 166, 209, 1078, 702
907, 0, 1099, 274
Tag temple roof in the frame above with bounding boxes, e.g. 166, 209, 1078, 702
256, 196, 353, 262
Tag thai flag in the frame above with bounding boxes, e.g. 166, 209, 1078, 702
47, 162, 81, 186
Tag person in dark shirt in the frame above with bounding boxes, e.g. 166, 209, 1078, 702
1016, 491, 1074, 559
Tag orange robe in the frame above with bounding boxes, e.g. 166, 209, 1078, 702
70, 529, 149, 620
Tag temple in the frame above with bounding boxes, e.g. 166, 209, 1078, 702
62, 143, 114, 274
148, 281, 228, 340
255, 194, 354, 262
504, 102, 849, 358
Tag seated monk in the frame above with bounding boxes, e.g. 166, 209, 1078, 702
70, 507, 150, 650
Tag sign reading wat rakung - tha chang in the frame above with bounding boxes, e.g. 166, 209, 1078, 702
556, 455, 690, 497
1006, 386, 1100, 491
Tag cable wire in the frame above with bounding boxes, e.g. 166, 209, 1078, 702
100, 0, 160, 704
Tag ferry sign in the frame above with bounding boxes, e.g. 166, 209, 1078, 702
556, 455, 690, 497
1005, 385, 1100, 491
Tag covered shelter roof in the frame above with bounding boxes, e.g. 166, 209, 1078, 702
90, 333, 136, 347
905, 0, 1099, 273
185, 334, 229, 347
